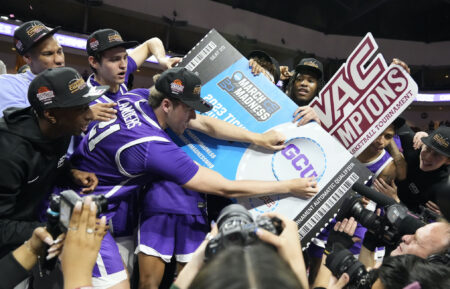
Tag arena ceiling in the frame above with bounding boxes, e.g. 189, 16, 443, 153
213, 0, 450, 43
1, 0, 449, 90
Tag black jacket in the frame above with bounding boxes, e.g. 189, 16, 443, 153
395, 119, 450, 214
0, 107, 71, 257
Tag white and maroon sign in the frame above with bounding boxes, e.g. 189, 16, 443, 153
310, 33, 418, 156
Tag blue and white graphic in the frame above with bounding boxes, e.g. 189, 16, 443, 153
173, 29, 372, 248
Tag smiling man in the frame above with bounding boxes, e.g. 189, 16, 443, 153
396, 124, 450, 214
0, 67, 107, 258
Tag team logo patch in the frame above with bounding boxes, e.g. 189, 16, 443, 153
108, 33, 122, 43
89, 38, 99, 50
170, 79, 184, 94
193, 85, 201, 95
433, 133, 449, 148
303, 61, 319, 69
14, 39, 23, 51
68, 74, 87, 94
36, 86, 55, 104
26, 23, 45, 38
272, 137, 327, 182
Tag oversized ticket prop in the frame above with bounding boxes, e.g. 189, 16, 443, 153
310, 33, 418, 156
172, 29, 372, 249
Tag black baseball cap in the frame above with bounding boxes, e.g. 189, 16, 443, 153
86, 29, 138, 56
13, 20, 61, 55
421, 126, 450, 158
248, 50, 280, 83
28, 67, 109, 111
295, 58, 323, 79
155, 67, 213, 113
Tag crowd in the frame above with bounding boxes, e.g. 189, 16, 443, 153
0, 19, 449, 289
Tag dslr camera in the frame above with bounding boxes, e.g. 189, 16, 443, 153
326, 247, 377, 289
205, 204, 282, 261
337, 193, 425, 247
47, 190, 108, 233
42, 190, 108, 275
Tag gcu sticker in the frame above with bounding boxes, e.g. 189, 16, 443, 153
272, 138, 326, 182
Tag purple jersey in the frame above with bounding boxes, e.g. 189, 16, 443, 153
142, 181, 206, 216
365, 149, 393, 179
69, 88, 199, 220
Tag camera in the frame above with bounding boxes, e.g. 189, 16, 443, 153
41, 190, 108, 275
204, 204, 282, 261
326, 247, 377, 289
48, 190, 108, 231
336, 193, 425, 247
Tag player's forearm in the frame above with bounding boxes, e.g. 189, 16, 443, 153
386, 142, 407, 181
218, 179, 292, 198
130, 37, 166, 67
190, 114, 259, 144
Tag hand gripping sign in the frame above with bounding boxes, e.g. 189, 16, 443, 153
171, 29, 372, 249
310, 33, 418, 156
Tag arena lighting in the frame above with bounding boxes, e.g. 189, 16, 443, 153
0, 21, 169, 64
415, 93, 450, 102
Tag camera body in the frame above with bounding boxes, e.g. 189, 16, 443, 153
48, 190, 108, 231
326, 247, 377, 289
337, 194, 424, 247
41, 190, 108, 275
204, 204, 282, 261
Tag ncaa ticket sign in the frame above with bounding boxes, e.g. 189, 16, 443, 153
170, 29, 372, 249
310, 33, 418, 156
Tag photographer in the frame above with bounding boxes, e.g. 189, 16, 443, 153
327, 254, 450, 289
173, 209, 308, 289
0, 196, 107, 289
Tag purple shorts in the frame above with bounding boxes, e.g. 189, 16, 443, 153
136, 213, 208, 263
92, 231, 127, 287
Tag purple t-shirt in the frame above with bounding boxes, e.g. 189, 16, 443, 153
69, 88, 199, 219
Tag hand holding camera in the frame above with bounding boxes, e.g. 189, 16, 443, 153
60, 196, 108, 289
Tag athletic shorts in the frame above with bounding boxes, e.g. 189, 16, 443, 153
135, 213, 208, 263
91, 231, 127, 288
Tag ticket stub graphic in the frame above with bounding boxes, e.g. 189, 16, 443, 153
171, 29, 372, 248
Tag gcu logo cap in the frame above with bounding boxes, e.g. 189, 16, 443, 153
13, 20, 61, 55
421, 126, 450, 158
28, 67, 109, 111
86, 29, 138, 56
155, 67, 213, 113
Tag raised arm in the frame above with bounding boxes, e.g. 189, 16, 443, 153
129, 37, 181, 69
188, 114, 286, 150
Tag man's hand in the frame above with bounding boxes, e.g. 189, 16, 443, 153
71, 169, 98, 194
280, 66, 292, 81
292, 106, 321, 126
288, 177, 318, 198
425, 200, 442, 216
392, 58, 411, 74
90, 103, 117, 122
373, 178, 400, 203
257, 212, 308, 289
159, 57, 182, 69
254, 130, 286, 151
413, 131, 428, 150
